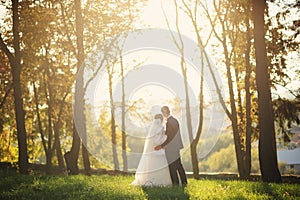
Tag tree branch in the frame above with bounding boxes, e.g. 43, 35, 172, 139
161, 0, 181, 50
0, 34, 14, 62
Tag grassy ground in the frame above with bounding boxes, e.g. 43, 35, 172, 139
0, 173, 299, 199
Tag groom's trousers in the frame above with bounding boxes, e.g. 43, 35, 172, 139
166, 151, 188, 185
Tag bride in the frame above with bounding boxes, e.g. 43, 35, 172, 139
131, 114, 172, 186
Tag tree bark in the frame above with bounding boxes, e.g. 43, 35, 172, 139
53, 118, 66, 172
33, 82, 47, 155
44, 68, 53, 174
120, 53, 128, 172
8, 0, 29, 174
53, 93, 69, 172
54, 132, 65, 172
65, 126, 80, 175
108, 65, 119, 171
244, 1, 252, 178
190, 48, 205, 179
252, 0, 281, 183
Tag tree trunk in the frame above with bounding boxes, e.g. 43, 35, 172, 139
65, 126, 80, 175
45, 73, 54, 174
11, 0, 28, 174
244, 1, 252, 178
53, 93, 68, 173
224, 45, 246, 178
120, 53, 128, 172
171, 0, 194, 174
55, 136, 65, 172
54, 122, 66, 172
252, 0, 281, 183
65, 25, 83, 175
65, 0, 91, 175
191, 48, 205, 179
82, 144, 91, 175
180, 55, 194, 175
108, 66, 119, 171
75, 0, 90, 175
33, 82, 47, 156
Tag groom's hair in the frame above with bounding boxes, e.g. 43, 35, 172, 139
161, 106, 170, 114
154, 114, 163, 122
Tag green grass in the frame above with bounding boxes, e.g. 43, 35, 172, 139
0, 173, 299, 200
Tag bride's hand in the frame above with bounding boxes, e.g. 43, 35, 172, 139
154, 145, 162, 151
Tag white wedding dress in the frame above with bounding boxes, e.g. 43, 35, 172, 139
131, 119, 172, 186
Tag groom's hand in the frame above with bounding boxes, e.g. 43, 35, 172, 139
154, 145, 162, 151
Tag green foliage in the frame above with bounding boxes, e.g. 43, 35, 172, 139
0, 173, 299, 199
273, 97, 300, 146
195, 133, 260, 173
251, 147, 260, 174
85, 104, 116, 169
266, 1, 299, 87
0, 50, 17, 163
181, 133, 234, 172
199, 144, 237, 172
202, 133, 234, 156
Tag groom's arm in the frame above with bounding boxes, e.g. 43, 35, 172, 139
154, 118, 179, 150
161, 119, 178, 148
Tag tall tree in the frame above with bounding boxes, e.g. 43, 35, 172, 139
75, 0, 91, 175
0, 0, 28, 174
120, 52, 128, 172
200, 0, 251, 178
107, 61, 119, 170
163, 0, 194, 172
65, 0, 91, 175
243, 0, 252, 177
252, 0, 281, 183
179, 0, 213, 178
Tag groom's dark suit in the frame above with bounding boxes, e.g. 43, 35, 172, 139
161, 116, 187, 185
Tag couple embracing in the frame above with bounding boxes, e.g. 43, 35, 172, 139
131, 106, 187, 187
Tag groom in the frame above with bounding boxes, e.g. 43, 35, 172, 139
154, 106, 188, 186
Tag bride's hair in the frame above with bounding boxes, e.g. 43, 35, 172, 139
154, 114, 163, 122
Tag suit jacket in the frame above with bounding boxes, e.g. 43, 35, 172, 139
161, 116, 184, 152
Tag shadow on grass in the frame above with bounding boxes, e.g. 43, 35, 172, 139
1, 176, 89, 200
141, 185, 189, 200
251, 183, 280, 199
